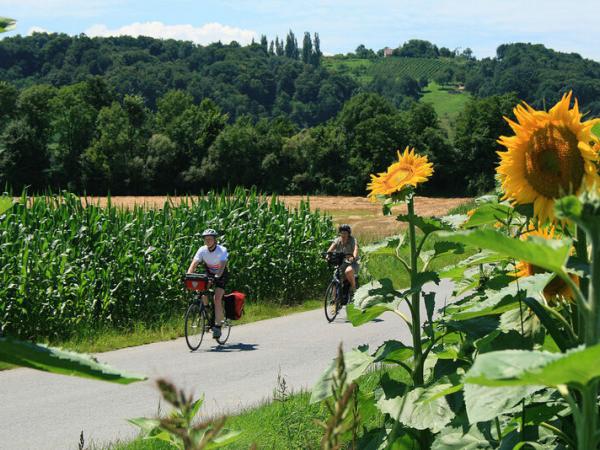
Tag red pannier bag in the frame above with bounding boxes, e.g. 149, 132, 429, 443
184, 274, 208, 291
224, 291, 246, 320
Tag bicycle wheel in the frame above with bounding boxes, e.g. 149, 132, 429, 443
216, 319, 231, 345
324, 281, 340, 323
185, 302, 207, 351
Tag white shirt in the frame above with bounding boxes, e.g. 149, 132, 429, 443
193, 244, 228, 274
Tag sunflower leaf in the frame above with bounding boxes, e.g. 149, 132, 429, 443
0, 17, 16, 33
310, 346, 374, 403
465, 344, 600, 387
0, 336, 146, 384
463, 203, 514, 228
396, 214, 451, 235
439, 229, 571, 278
377, 382, 455, 433
446, 273, 553, 321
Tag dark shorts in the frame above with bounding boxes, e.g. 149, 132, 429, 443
341, 261, 360, 275
206, 268, 228, 289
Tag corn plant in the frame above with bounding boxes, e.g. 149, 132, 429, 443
0, 188, 332, 340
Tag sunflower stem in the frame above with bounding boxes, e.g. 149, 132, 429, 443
577, 382, 599, 450
407, 195, 424, 386
588, 230, 600, 346
575, 225, 589, 300
579, 222, 600, 450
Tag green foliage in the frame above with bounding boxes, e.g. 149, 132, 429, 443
464, 43, 600, 115
463, 383, 541, 423
130, 379, 240, 449
378, 381, 455, 433
0, 190, 332, 340
465, 344, 600, 387
446, 273, 553, 321
0, 17, 15, 33
452, 93, 520, 195
310, 346, 373, 404
0, 336, 145, 383
0, 194, 12, 214
441, 228, 572, 279
462, 203, 513, 228
370, 57, 458, 84
0, 33, 342, 124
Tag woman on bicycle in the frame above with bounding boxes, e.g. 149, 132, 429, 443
187, 228, 228, 339
327, 224, 359, 297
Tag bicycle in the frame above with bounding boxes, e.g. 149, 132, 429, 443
183, 273, 232, 350
322, 251, 357, 323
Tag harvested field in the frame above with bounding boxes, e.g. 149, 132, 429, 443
73, 195, 470, 243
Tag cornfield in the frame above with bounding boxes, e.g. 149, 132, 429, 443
0, 189, 333, 340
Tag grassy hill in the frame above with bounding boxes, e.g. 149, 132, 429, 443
422, 82, 471, 138
323, 56, 470, 135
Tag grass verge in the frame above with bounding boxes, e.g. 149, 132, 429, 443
102, 365, 408, 449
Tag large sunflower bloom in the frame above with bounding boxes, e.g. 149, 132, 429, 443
514, 226, 578, 305
497, 92, 600, 223
367, 147, 433, 201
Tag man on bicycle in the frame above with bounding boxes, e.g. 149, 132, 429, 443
187, 228, 229, 339
326, 224, 359, 301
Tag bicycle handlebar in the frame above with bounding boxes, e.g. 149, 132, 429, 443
322, 251, 355, 265
183, 273, 217, 282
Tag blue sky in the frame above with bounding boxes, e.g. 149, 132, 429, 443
1, 0, 599, 61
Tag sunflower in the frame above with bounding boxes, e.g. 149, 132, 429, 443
497, 92, 600, 223
513, 226, 578, 304
367, 147, 433, 201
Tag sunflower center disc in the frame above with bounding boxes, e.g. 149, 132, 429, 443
388, 167, 413, 186
525, 124, 585, 198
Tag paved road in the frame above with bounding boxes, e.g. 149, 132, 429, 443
0, 280, 454, 450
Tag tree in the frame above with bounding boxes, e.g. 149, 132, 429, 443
0, 118, 48, 191
460, 47, 474, 60
80, 101, 144, 194
269, 40, 275, 55
0, 81, 17, 128
143, 133, 178, 193
311, 33, 322, 66
453, 93, 519, 194
336, 92, 396, 132
439, 47, 455, 58
275, 36, 284, 56
302, 32, 313, 64
433, 67, 454, 86
354, 44, 375, 59
395, 39, 439, 58
260, 35, 268, 53
285, 30, 299, 60
47, 83, 97, 190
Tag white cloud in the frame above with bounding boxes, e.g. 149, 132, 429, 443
85, 21, 258, 45
27, 26, 49, 35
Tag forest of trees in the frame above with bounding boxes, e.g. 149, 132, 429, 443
0, 32, 598, 196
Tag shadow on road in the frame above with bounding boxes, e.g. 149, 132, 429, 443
330, 317, 384, 324
207, 342, 259, 353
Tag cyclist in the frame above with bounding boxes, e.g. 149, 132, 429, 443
187, 228, 229, 339
326, 224, 359, 301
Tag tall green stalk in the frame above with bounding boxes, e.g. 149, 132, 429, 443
407, 195, 424, 386
572, 206, 600, 450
